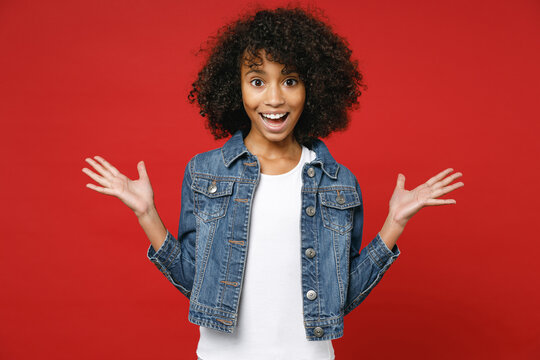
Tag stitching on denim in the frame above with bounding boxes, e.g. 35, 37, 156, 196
345, 268, 386, 314
194, 221, 217, 299
181, 251, 196, 267
193, 191, 230, 222
320, 189, 360, 209
304, 314, 343, 325
191, 172, 255, 183
306, 329, 343, 340
228, 239, 244, 245
332, 231, 345, 307
349, 256, 370, 277
216, 318, 233, 325
159, 265, 190, 295
368, 242, 384, 269
344, 292, 367, 314
320, 200, 354, 234
188, 315, 234, 332
220, 280, 238, 286
311, 185, 356, 192
192, 217, 200, 301
191, 301, 236, 316
360, 272, 383, 296
218, 244, 234, 308
163, 239, 181, 268
313, 208, 321, 321
233, 198, 248, 203
232, 175, 258, 317
192, 177, 234, 197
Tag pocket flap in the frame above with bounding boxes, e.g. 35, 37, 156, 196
191, 176, 234, 198
319, 189, 361, 209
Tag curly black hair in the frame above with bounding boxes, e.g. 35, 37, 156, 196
188, 5, 366, 145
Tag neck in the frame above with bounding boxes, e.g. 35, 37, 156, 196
244, 131, 301, 160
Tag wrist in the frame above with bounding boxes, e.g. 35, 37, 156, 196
136, 204, 158, 221
387, 210, 408, 229
379, 212, 405, 251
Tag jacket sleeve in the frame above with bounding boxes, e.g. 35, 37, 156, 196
344, 179, 400, 315
146, 158, 197, 299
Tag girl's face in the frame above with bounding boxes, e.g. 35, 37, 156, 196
240, 50, 305, 146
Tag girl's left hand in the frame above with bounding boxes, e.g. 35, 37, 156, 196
388, 168, 464, 228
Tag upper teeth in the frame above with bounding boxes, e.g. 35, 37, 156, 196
262, 113, 287, 119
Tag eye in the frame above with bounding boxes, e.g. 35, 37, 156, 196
250, 79, 264, 87
284, 78, 298, 86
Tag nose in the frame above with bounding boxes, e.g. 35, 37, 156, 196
264, 84, 285, 107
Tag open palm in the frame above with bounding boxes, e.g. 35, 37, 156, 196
389, 168, 464, 228
82, 156, 155, 218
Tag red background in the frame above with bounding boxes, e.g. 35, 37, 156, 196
1, 0, 539, 359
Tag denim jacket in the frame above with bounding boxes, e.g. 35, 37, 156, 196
147, 130, 400, 341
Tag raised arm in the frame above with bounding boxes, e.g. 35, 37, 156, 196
379, 168, 464, 249
82, 156, 167, 251
82, 156, 196, 298
344, 168, 464, 315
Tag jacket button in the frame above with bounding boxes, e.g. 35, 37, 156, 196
307, 167, 315, 177
306, 290, 317, 300
314, 327, 324, 337
208, 184, 217, 194
305, 248, 316, 258
306, 206, 316, 216
336, 194, 345, 204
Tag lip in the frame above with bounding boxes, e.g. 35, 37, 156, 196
260, 111, 288, 115
259, 112, 289, 132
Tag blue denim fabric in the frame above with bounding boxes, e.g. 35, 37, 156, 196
147, 130, 400, 341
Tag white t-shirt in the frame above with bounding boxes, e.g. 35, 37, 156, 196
196, 145, 335, 360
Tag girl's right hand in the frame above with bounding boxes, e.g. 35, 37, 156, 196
82, 156, 155, 218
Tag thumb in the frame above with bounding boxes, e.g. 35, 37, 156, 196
137, 161, 148, 179
396, 173, 405, 189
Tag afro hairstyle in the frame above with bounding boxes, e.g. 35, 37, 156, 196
188, 6, 366, 145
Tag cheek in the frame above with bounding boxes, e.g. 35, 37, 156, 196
292, 89, 306, 110
241, 86, 259, 110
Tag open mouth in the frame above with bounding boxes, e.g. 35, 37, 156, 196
259, 112, 289, 131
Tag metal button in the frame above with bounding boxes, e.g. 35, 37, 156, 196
314, 327, 324, 337
305, 248, 316, 259
208, 183, 217, 194
306, 206, 316, 216
307, 167, 315, 177
336, 194, 345, 205
306, 290, 317, 300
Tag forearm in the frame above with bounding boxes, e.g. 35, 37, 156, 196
378, 212, 405, 251
138, 206, 168, 252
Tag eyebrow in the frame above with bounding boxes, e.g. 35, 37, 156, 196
244, 69, 299, 76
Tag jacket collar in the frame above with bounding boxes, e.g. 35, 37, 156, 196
221, 130, 339, 179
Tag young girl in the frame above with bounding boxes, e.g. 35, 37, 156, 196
82, 7, 463, 360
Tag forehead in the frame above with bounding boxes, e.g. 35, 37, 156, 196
240, 49, 296, 73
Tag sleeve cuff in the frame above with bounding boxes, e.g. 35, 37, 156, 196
367, 233, 401, 269
147, 229, 179, 267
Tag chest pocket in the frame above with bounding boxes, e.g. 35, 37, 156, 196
191, 176, 234, 222
319, 188, 361, 234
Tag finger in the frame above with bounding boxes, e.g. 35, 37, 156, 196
425, 198, 456, 206
82, 167, 111, 188
434, 172, 463, 189
86, 183, 116, 195
85, 157, 112, 179
137, 161, 148, 180
432, 182, 464, 198
425, 168, 454, 187
396, 173, 405, 190
93, 156, 120, 177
